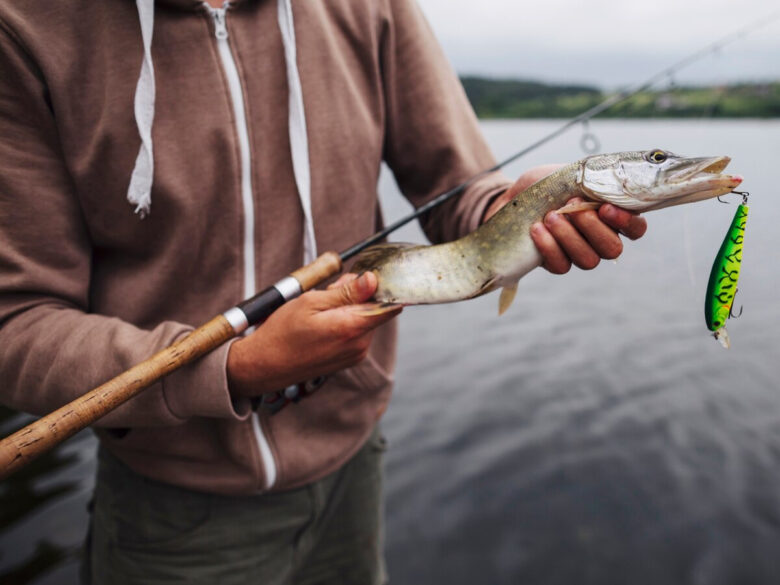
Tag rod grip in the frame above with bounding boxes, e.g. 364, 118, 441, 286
0, 315, 236, 481
290, 251, 343, 291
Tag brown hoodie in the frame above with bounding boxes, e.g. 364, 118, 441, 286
0, 0, 510, 494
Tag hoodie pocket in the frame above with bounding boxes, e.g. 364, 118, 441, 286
264, 347, 395, 490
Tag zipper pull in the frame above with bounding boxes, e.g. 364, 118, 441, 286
207, 5, 229, 40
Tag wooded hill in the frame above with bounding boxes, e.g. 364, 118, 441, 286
459, 76, 780, 118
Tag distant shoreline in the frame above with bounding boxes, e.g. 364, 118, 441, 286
460, 76, 780, 119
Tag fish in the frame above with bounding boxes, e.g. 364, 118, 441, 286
353, 149, 743, 315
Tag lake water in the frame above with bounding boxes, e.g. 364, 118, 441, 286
2, 119, 780, 584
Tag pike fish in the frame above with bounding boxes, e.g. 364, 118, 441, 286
354, 149, 742, 314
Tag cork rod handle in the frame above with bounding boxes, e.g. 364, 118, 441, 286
290, 251, 342, 291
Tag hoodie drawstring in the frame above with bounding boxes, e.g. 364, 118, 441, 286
128, 0, 317, 265
127, 0, 156, 218
277, 0, 317, 263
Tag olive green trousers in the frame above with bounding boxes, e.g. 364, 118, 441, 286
81, 431, 388, 585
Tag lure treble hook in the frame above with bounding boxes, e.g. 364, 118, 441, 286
717, 190, 750, 204
729, 288, 743, 319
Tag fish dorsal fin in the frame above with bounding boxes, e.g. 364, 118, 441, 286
352, 242, 420, 273
498, 284, 518, 315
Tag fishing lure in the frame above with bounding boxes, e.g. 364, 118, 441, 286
705, 192, 749, 348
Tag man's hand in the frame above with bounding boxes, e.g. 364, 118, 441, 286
483, 164, 647, 274
227, 272, 400, 398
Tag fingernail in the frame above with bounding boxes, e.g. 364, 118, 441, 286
531, 222, 544, 235
544, 213, 559, 227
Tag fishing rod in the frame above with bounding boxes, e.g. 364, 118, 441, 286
0, 12, 776, 481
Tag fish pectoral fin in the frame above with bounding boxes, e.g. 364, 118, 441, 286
352, 242, 419, 273
498, 284, 518, 316
555, 201, 600, 214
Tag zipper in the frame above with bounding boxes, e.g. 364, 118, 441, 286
205, 2, 278, 491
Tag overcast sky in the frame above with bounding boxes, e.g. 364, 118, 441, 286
416, 0, 780, 88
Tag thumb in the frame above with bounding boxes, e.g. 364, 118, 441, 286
319, 271, 377, 308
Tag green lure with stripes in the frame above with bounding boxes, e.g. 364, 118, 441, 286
705, 198, 749, 348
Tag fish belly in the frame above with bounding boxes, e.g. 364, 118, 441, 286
373, 241, 493, 304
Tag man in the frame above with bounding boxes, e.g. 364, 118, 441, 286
0, 0, 645, 583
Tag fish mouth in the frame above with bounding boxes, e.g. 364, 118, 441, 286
650, 155, 743, 210
668, 155, 733, 182
702, 157, 731, 175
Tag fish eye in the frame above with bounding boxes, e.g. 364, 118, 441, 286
647, 149, 668, 163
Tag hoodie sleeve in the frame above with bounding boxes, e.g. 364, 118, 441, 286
0, 24, 250, 428
379, 0, 512, 243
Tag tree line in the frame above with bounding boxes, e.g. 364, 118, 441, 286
460, 76, 780, 118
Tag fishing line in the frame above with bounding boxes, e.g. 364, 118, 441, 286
341, 10, 780, 262
682, 212, 697, 289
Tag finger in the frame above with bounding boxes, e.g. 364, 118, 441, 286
327, 273, 358, 290
565, 199, 623, 260
530, 222, 571, 274
317, 271, 377, 308
599, 204, 648, 240
543, 211, 601, 270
